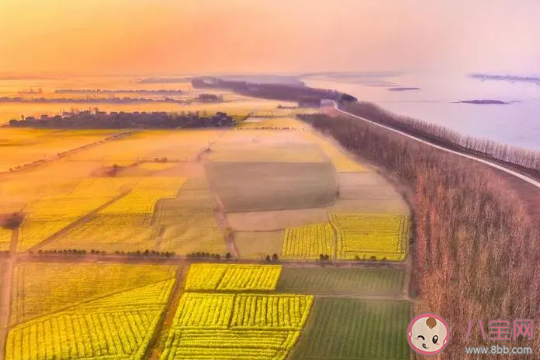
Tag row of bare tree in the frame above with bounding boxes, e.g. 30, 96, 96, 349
344, 102, 540, 176
298, 113, 540, 359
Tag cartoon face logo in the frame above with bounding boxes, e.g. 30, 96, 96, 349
407, 313, 450, 355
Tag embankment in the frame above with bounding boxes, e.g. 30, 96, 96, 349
342, 102, 540, 179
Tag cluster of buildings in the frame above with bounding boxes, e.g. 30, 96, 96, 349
9, 110, 234, 129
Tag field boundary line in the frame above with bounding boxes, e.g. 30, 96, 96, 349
0, 257, 15, 360
9, 277, 176, 330
151, 180, 189, 226
28, 190, 131, 252
211, 192, 238, 257
143, 267, 184, 360
0, 130, 138, 179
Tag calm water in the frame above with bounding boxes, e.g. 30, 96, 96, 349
2, 74, 539, 151
306, 73, 540, 151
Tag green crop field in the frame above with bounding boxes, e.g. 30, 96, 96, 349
206, 162, 336, 212
276, 268, 405, 296
290, 298, 410, 360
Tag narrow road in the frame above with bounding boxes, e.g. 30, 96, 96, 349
332, 102, 540, 190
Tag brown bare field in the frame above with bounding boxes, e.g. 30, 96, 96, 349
227, 208, 329, 231
234, 230, 284, 259
328, 199, 409, 213
207, 143, 328, 163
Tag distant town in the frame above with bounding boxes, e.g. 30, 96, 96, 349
0, 93, 223, 104
55, 89, 185, 94
7, 109, 235, 129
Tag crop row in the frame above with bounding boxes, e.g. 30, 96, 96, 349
184, 264, 282, 291
282, 223, 335, 259
6, 273, 176, 360
6, 310, 160, 360
173, 293, 313, 330
329, 213, 409, 260
11, 263, 176, 324
160, 291, 313, 360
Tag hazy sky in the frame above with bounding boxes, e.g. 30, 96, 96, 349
1, 0, 539, 76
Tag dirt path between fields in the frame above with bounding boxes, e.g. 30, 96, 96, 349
144, 267, 186, 360
0, 130, 137, 179
0, 228, 18, 360
0, 257, 14, 360
211, 193, 238, 257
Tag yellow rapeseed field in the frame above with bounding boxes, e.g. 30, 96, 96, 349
159, 264, 313, 360
45, 214, 160, 251
0, 128, 119, 173
0, 227, 12, 251
69, 177, 141, 197
282, 223, 335, 259
184, 264, 282, 291
6, 276, 176, 360
100, 190, 176, 214
10, 262, 176, 324
329, 213, 409, 261
18, 196, 115, 251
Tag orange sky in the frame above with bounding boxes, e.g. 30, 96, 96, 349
1, 0, 539, 76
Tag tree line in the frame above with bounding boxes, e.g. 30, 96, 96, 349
344, 102, 540, 177
298, 113, 540, 358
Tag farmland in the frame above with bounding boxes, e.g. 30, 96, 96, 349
290, 298, 410, 360
0, 128, 122, 173
206, 162, 336, 212
276, 268, 405, 296
6, 279, 175, 360
282, 223, 335, 259
10, 262, 177, 324
237, 117, 312, 130
0, 228, 12, 252
5, 262, 177, 360
0, 93, 413, 360
158, 264, 314, 360
330, 213, 409, 261
184, 264, 282, 291
17, 177, 188, 252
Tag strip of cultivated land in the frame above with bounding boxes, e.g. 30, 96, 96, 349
290, 298, 410, 360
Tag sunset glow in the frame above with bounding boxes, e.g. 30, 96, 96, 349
2, 0, 540, 76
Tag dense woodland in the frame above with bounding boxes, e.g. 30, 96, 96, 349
344, 102, 540, 176
298, 113, 540, 359
8, 111, 234, 129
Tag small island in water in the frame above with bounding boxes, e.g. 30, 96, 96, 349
454, 99, 511, 105
387, 87, 420, 92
